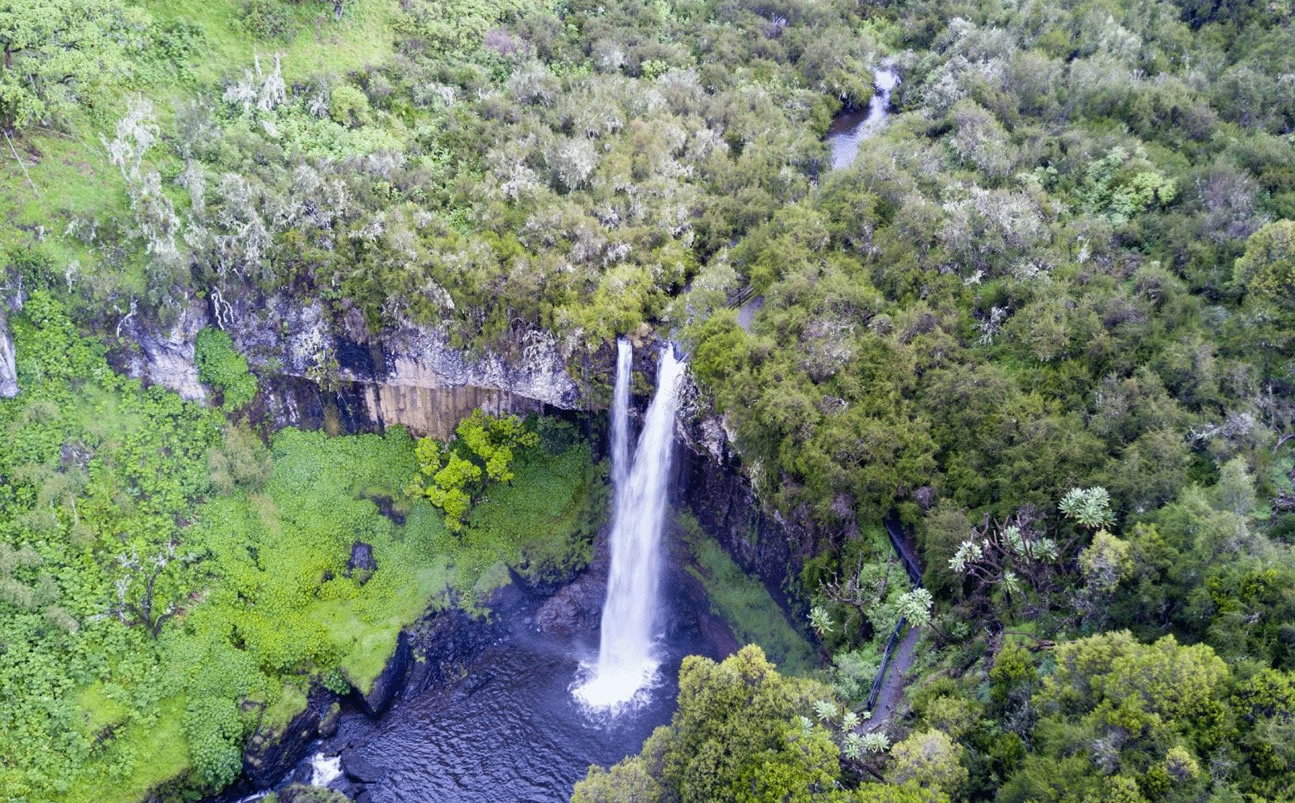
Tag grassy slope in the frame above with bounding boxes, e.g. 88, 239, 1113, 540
0, 0, 397, 298
678, 513, 816, 675
0, 294, 602, 801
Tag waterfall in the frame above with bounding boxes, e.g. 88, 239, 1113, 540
610, 339, 633, 492
576, 342, 687, 712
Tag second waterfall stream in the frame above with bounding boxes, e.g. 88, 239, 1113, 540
575, 340, 687, 713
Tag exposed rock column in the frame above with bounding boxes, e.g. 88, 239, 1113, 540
0, 308, 18, 398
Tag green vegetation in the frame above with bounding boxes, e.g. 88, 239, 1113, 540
194, 327, 258, 409
0, 294, 601, 799
575, 646, 940, 803
679, 513, 816, 675
408, 409, 540, 531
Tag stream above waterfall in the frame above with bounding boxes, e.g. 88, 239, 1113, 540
825, 65, 900, 169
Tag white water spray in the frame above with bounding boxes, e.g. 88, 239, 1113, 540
576, 342, 687, 712
309, 752, 342, 787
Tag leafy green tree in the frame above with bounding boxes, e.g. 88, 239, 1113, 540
575, 646, 845, 803
571, 757, 663, 803
885, 730, 967, 797
1078, 530, 1132, 593
184, 696, 244, 789
0, 0, 150, 129
1235, 220, 1295, 309
407, 411, 539, 532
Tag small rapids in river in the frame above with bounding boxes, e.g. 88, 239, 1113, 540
575, 341, 687, 713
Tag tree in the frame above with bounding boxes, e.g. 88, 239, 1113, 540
571, 758, 663, 803
574, 646, 845, 803
0, 0, 150, 129
947, 507, 1063, 612
886, 730, 967, 796
1078, 530, 1131, 593
407, 411, 539, 532
208, 423, 272, 494
1235, 220, 1295, 309
112, 542, 194, 637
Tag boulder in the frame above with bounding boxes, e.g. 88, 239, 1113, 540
534, 573, 604, 635
346, 541, 377, 585
340, 750, 388, 784
404, 607, 501, 695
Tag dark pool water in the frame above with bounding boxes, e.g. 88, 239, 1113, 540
278, 593, 723, 802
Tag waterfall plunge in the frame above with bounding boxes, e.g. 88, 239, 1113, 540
576, 341, 686, 713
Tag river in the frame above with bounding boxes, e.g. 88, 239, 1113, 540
825, 65, 900, 170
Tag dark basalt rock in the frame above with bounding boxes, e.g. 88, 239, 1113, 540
405, 607, 505, 695
345, 541, 377, 585
356, 631, 411, 716
242, 690, 340, 789
674, 417, 822, 620
534, 572, 605, 635
340, 749, 389, 783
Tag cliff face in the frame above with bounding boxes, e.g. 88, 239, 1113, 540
122, 300, 207, 401
123, 297, 583, 438
0, 307, 18, 399
676, 411, 822, 620
122, 306, 813, 600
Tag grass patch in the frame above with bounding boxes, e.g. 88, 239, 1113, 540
74, 683, 131, 739
260, 682, 309, 736
139, 0, 397, 88
679, 513, 816, 675
417, 428, 607, 610
62, 697, 192, 803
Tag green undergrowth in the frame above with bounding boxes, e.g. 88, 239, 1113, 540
432, 419, 607, 610
678, 512, 816, 676
0, 294, 605, 801
183, 426, 452, 702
